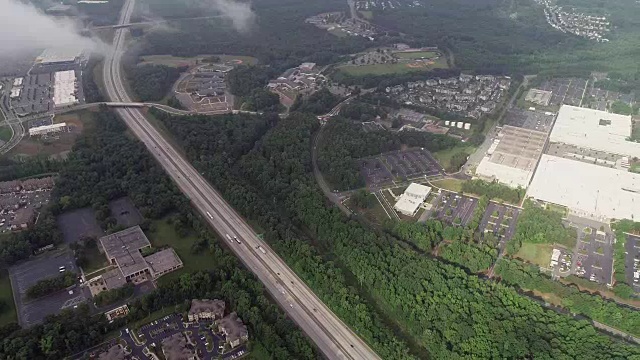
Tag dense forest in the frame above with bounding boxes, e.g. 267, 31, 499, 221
317, 117, 458, 190
138, 0, 373, 72
157, 110, 640, 359
125, 64, 184, 102
290, 88, 342, 115
225, 65, 281, 112
0, 109, 320, 359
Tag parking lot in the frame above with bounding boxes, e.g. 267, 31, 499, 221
586, 86, 634, 112
503, 107, 555, 133
8, 249, 87, 327
11, 73, 54, 116
625, 234, 640, 293
538, 78, 588, 107
109, 197, 143, 228
575, 227, 614, 285
0, 190, 51, 233
478, 203, 520, 245
57, 207, 105, 243
431, 191, 478, 226
360, 148, 444, 189
118, 314, 248, 360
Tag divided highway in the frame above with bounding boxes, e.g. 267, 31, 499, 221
102, 1, 380, 359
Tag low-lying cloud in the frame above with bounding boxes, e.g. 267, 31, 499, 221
0, 0, 104, 56
210, 0, 255, 32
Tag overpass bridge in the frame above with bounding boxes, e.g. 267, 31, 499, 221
53, 102, 273, 117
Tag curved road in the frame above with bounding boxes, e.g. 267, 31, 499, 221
103, 1, 379, 359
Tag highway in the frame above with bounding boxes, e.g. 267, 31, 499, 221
102, 1, 380, 359
0, 87, 26, 155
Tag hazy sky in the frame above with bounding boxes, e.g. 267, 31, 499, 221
0, 0, 103, 55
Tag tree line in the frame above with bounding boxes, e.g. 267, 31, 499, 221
159, 110, 640, 359
26, 272, 76, 299
125, 64, 185, 102
461, 179, 525, 204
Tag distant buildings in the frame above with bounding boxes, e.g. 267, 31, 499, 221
97, 344, 128, 360
268, 63, 326, 107
161, 332, 197, 360
525, 89, 552, 107
53, 70, 79, 107
35, 48, 83, 66
29, 123, 68, 137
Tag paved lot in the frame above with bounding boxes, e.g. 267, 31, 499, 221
538, 78, 587, 107
503, 108, 554, 133
57, 207, 105, 243
0, 190, 51, 233
126, 313, 248, 360
8, 249, 87, 327
478, 202, 520, 245
575, 227, 614, 285
109, 197, 143, 228
361, 148, 443, 189
625, 234, 640, 293
431, 191, 478, 226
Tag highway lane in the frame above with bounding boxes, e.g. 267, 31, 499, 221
103, 1, 380, 359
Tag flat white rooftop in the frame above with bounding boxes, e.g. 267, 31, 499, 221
53, 70, 78, 107
394, 183, 431, 216
527, 154, 640, 221
36, 48, 82, 64
550, 105, 639, 157
475, 158, 532, 188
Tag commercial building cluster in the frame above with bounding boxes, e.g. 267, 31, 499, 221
268, 62, 326, 107
306, 12, 379, 40
476, 104, 640, 222
385, 74, 511, 119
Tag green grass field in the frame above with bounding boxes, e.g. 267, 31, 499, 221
393, 51, 439, 60
337, 56, 448, 76
432, 145, 476, 172
0, 271, 17, 326
147, 217, 216, 286
0, 126, 12, 142
430, 178, 465, 193
82, 245, 108, 274
514, 242, 554, 268
139, 54, 259, 68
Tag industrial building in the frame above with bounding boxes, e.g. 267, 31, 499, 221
98, 226, 183, 287
550, 105, 639, 158
53, 70, 79, 107
475, 125, 547, 188
393, 183, 431, 216
28, 123, 67, 137
527, 155, 640, 222
35, 48, 82, 65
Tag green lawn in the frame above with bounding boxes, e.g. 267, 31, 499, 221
337, 56, 448, 76
82, 245, 109, 274
147, 217, 216, 286
430, 178, 464, 193
394, 51, 440, 60
0, 126, 12, 142
0, 271, 17, 326
514, 242, 554, 268
432, 145, 475, 172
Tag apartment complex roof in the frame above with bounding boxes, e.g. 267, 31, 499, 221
189, 299, 225, 316
218, 312, 248, 345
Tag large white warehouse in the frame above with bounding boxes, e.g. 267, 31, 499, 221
527, 154, 640, 222
550, 105, 639, 157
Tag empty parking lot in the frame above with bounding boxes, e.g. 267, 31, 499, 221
625, 234, 640, 293
8, 249, 87, 327
478, 203, 520, 244
360, 148, 444, 189
57, 207, 104, 243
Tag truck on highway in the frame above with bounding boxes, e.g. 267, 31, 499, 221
225, 234, 233, 242
206, 211, 213, 219
233, 236, 241, 244
258, 246, 266, 254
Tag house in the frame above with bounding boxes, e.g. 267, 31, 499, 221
188, 299, 225, 322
